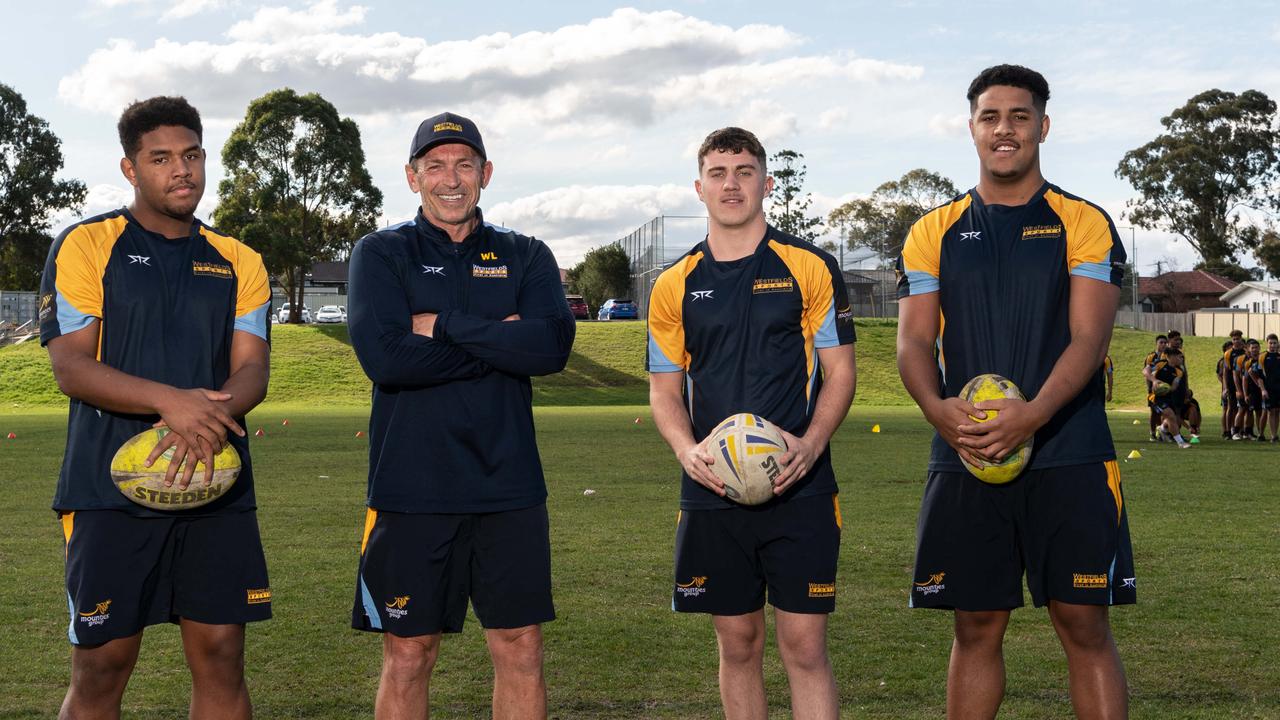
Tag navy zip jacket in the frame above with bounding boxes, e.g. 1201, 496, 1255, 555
348, 208, 575, 513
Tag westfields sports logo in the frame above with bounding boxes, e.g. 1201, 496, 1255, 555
246, 588, 272, 605
1021, 224, 1063, 240
676, 577, 707, 598
1074, 573, 1108, 589
914, 572, 946, 596
752, 277, 794, 294
434, 121, 464, 133
385, 595, 411, 619
472, 264, 509, 279
79, 599, 112, 627
808, 582, 836, 598
193, 260, 233, 279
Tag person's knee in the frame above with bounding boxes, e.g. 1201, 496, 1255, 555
1050, 605, 1113, 652
69, 641, 138, 695
716, 619, 764, 667
383, 635, 440, 684
487, 626, 544, 676
953, 611, 1008, 650
776, 627, 830, 673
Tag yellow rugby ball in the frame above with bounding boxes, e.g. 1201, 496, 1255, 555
958, 373, 1032, 485
110, 427, 241, 510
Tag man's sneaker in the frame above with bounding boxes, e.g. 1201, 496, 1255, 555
1233, 433, 1243, 440
1224, 431, 1233, 439
1150, 433, 1159, 442
1178, 441, 1192, 449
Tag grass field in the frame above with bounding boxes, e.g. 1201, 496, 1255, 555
0, 320, 1242, 411
1, 406, 1277, 718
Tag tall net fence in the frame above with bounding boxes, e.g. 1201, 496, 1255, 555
616, 215, 707, 319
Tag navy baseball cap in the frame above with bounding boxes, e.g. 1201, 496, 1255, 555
409, 112, 486, 162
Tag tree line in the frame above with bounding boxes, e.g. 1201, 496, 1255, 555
4, 83, 1280, 309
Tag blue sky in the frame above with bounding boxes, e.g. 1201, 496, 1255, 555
5, 0, 1279, 270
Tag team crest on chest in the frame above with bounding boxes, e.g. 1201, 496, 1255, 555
193, 260, 233, 279
1021, 224, 1063, 240
752, 277, 794, 294
472, 264, 509, 279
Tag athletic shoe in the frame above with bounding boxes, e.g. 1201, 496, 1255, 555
1178, 441, 1192, 449
1232, 433, 1243, 440
1223, 431, 1233, 439
1150, 433, 1159, 442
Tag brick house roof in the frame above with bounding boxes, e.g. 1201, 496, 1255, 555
1137, 270, 1236, 297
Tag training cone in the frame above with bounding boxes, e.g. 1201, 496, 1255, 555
254, 429, 265, 437
1132, 419, 1141, 425
355, 431, 365, 438
871, 424, 881, 433
5, 432, 15, 439
1189, 436, 1200, 444
634, 417, 642, 424
1127, 449, 1142, 459
281, 419, 290, 426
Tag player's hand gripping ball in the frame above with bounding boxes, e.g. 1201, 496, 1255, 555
110, 427, 241, 510
1152, 380, 1172, 396
704, 414, 788, 505
959, 373, 1033, 485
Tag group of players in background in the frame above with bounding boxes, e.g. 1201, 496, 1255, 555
1138, 329, 1280, 447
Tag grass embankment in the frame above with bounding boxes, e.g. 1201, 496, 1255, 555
0, 320, 1243, 412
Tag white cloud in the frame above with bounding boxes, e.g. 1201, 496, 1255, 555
736, 100, 798, 147
817, 108, 849, 130
486, 184, 705, 265
91, 0, 228, 21
227, 0, 365, 40
928, 113, 968, 138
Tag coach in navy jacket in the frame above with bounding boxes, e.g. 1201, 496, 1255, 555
347, 112, 574, 719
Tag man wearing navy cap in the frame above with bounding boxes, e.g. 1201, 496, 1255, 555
347, 112, 575, 719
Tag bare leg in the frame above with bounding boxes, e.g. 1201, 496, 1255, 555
60, 633, 143, 720
376, 633, 441, 720
947, 610, 1010, 720
485, 625, 546, 720
1047, 602, 1128, 720
180, 620, 250, 720
712, 611, 768, 720
774, 609, 838, 720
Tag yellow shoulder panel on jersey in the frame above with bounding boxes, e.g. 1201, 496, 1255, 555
54, 215, 129, 325
899, 194, 972, 295
647, 252, 702, 372
1044, 189, 1117, 282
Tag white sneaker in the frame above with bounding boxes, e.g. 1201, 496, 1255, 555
1178, 441, 1192, 449
1232, 433, 1243, 440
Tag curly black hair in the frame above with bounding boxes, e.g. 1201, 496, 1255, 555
117, 96, 203, 158
697, 127, 767, 173
967, 64, 1050, 113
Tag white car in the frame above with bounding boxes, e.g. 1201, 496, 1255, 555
315, 305, 346, 323
277, 303, 312, 323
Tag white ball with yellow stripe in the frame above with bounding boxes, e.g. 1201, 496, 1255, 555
705, 413, 788, 505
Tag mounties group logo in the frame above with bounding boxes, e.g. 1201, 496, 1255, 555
79, 599, 112, 627
914, 572, 946, 596
38, 293, 54, 321
385, 595, 411, 619
676, 577, 707, 598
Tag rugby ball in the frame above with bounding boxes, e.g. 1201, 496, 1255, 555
110, 427, 241, 510
1152, 381, 1172, 396
958, 374, 1033, 485
705, 413, 788, 505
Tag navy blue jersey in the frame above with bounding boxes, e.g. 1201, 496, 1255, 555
896, 183, 1125, 472
347, 209, 574, 513
1263, 351, 1280, 388
647, 226, 856, 510
39, 209, 271, 516
1150, 361, 1186, 406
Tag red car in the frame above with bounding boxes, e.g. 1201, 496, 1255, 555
566, 295, 589, 320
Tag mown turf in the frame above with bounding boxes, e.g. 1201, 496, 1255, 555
0, 407, 1276, 718
0, 320, 1238, 412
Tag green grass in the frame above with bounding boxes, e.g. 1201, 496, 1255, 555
1, 407, 1276, 718
0, 321, 1236, 412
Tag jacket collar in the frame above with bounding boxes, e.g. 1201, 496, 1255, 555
414, 207, 486, 250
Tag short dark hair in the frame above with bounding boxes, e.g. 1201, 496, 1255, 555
1247, 338, 1260, 346
1268, 333, 1279, 342
1230, 329, 1244, 338
967, 64, 1050, 113
1223, 341, 1233, 351
1165, 348, 1183, 358
697, 127, 767, 172
1155, 334, 1167, 342
1167, 330, 1181, 339
118, 96, 203, 159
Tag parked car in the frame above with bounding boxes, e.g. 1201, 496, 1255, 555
277, 303, 312, 323
315, 305, 346, 323
565, 295, 589, 320
597, 298, 638, 321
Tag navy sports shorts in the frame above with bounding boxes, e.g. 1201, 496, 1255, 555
673, 493, 841, 615
1245, 388, 1264, 411
61, 509, 271, 646
910, 462, 1135, 611
352, 504, 554, 636
1265, 384, 1280, 409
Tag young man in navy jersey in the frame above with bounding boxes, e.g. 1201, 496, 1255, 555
40, 97, 272, 720
648, 127, 856, 719
347, 112, 574, 719
897, 65, 1132, 718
